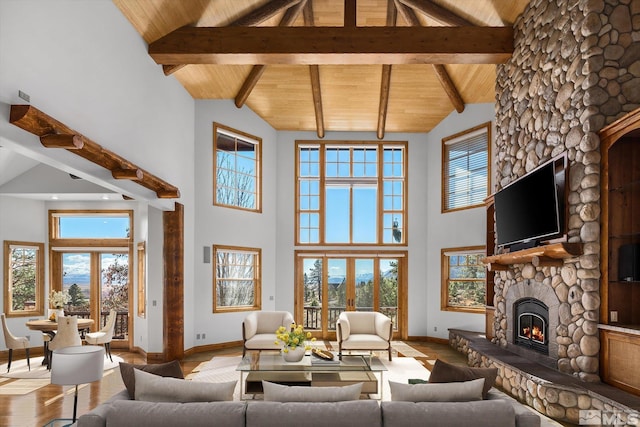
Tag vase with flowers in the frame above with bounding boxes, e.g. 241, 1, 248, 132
275, 323, 316, 362
48, 289, 69, 321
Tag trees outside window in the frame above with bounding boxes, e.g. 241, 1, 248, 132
3, 241, 44, 317
441, 246, 486, 313
213, 245, 261, 312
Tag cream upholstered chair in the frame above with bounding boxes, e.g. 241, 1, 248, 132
1, 313, 31, 372
48, 315, 82, 370
242, 311, 295, 357
336, 311, 393, 361
85, 309, 117, 362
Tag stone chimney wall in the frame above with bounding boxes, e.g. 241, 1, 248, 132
492, 0, 640, 382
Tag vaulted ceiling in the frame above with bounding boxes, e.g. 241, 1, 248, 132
114, 0, 530, 137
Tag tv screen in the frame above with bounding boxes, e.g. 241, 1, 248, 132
494, 160, 563, 248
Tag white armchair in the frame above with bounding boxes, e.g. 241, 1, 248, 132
242, 311, 295, 357
336, 311, 393, 361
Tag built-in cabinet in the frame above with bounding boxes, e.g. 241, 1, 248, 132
599, 107, 640, 396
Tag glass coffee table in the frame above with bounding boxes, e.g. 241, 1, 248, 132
236, 352, 387, 399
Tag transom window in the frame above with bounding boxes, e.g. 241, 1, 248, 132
441, 246, 486, 313
50, 210, 132, 241
442, 122, 491, 212
213, 245, 261, 313
296, 141, 406, 245
214, 123, 261, 212
3, 241, 45, 317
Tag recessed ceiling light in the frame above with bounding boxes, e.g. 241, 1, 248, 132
101, 195, 109, 200
51, 195, 59, 200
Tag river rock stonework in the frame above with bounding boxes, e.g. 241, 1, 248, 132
493, 0, 639, 382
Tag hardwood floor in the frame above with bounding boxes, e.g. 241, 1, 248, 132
0, 340, 465, 427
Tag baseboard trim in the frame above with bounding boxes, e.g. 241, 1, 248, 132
406, 335, 450, 345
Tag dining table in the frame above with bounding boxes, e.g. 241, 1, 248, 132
26, 318, 94, 366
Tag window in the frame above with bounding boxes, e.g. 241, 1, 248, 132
441, 246, 486, 313
3, 241, 45, 317
50, 210, 132, 243
213, 245, 261, 312
214, 123, 261, 212
296, 141, 407, 245
442, 122, 491, 212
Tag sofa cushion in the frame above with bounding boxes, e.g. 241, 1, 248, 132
134, 368, 236, 402
262, 380, 362, 402
105, 400, 247, 427
381, 400, 517, 427
389, 378, 484, 402
428, 359, 498, 399
246, 400, 382, 427
119, 360, 184, 399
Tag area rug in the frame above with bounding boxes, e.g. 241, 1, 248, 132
187, 355, 431, 401
0, 354, 123, 380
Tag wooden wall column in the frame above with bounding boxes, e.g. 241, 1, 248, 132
163, 202, 184, 361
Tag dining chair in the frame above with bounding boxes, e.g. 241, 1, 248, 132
1, 313, 31, 372
85, 309, 117, 362
48, 316, 82, 370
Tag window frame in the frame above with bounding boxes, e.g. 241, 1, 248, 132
441, 246, 486, 314
3, 241, 45, 318
213, 244, 262, 313
442, 122, 491, 213
295, 140, 408, 246
213, 123, 262, 213
137, 241, 146, 318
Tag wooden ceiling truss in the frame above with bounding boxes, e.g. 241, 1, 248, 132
147, 0, 513, 139
9, 105, 180, 199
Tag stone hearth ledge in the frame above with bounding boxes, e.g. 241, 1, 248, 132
449, 329, 640, 425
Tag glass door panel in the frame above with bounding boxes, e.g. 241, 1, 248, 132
62, 253, 91, 316
100, 253, 129, 340
379, 258, 399, 330
327, 258, 346, 331
354, 259, 374, 312
302, 258, 323, 331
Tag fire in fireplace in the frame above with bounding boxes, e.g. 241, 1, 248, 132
514, 298, 548, 355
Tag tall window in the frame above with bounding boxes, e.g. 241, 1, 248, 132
296, 141, 407, 245
3, 241, 45, 317
214, 123, 261, 212
441, 246, 486, 313
213, 245, 261, 312
442, 122, 491, 212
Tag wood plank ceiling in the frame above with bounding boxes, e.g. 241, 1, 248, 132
113, 0, 530, 137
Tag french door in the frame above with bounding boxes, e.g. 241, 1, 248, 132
50, 250, 130, 348
296, 251, 406, 340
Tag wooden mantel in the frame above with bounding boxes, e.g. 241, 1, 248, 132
483, 242, 583, 270
9, 104, 180, 199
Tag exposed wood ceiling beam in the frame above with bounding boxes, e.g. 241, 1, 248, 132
235, 0, 307, 108
164, 0, 303, 76
397, 0, 474, 26
303, 1, 324, 139
10, 105, 180, 199
149, 26, 513, 65
344, 0, 357, 28
112, 168, 144, 180
395, 0, 465, 113
377, 0, 398, 140
40, 134, 84, 149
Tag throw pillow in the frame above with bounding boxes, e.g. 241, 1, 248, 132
389, 378, 484, 402
428, 359, 498, 399
262, 381, 363, 402
134, 368, 237, 402
119, 360, 184, 399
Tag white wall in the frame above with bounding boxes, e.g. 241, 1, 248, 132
192, 100, 278, 345
0, 0, 195, 354
424, 103, 494, 339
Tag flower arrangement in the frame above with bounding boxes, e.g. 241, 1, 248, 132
275, 323, 316, 353
49, 289, 70, 309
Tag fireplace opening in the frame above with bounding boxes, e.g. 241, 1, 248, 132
514, 298, 548, 355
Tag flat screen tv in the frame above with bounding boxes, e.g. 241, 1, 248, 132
494, 157, 565, 249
